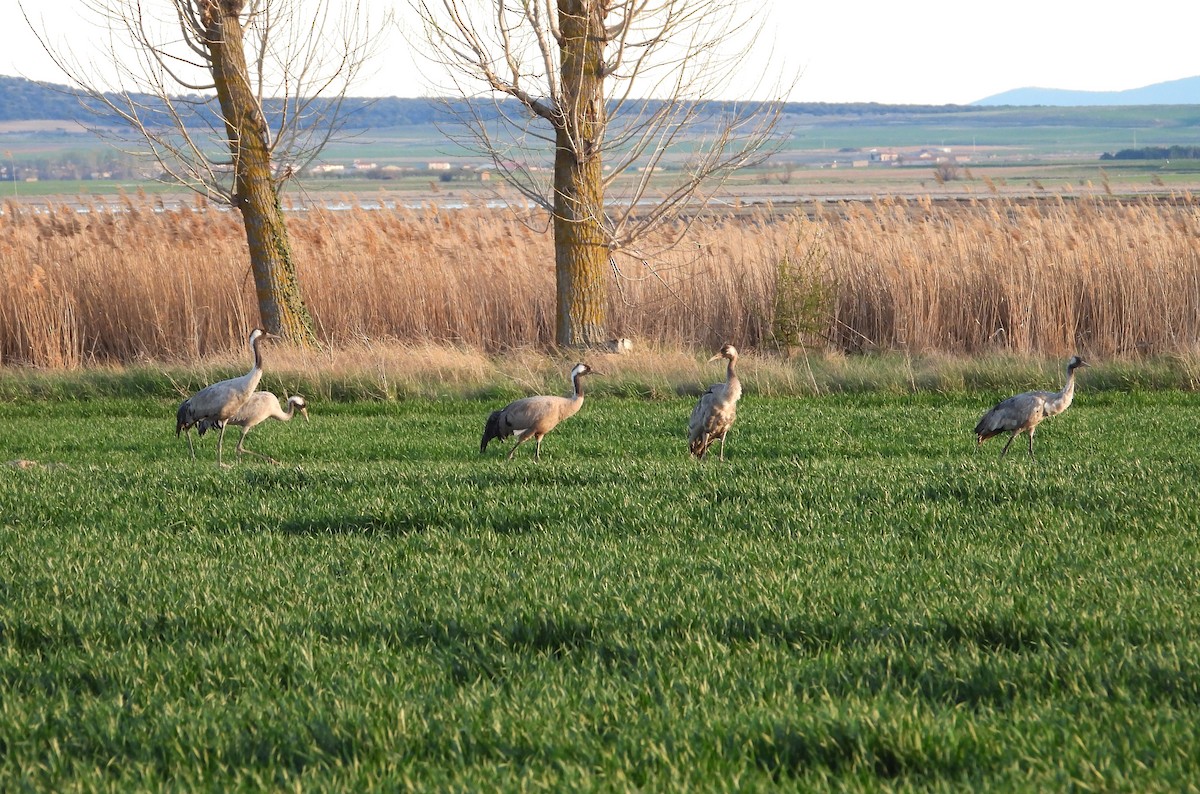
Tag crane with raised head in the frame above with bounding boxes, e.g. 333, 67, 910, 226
974, 355, 1089, 460
176, 328, 279, 466
480, 363, 598, 461
688, 344, 742, 460
198, 392, 308, 465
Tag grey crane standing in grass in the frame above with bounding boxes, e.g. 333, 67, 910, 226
197, 392, 309, 465
974, 355, 1089, 460
688, 344, 742, 460
480, 363, 598, 461
175, 328, 279, 467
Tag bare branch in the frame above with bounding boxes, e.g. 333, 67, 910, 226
411, 0, 794, 254
19, 0, 385, 206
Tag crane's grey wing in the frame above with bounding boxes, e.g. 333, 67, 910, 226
482, 395, 554, 452
176, 383, 224, 433
228, 392, 281, 426
229, 392, 267, 423
688, 386, 717, 443
706, 402, 737, 439
498, 395, 563, 435
974, 391, 1045, 437
689, 384, 736, 455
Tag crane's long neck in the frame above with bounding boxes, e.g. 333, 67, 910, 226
1061, 365, 1077, 400
1043, 363, 1077, 416
242, 333, 266, 391
725, 356, 742, 402
571, 372, 586, 403
250, 335, 265, 375
279, 400, 301, 421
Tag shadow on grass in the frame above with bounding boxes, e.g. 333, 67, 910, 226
733, 716, 985, 784
273, 505, 539, 536
276, 514, 431, 536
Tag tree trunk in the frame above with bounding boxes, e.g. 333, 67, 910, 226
553, 0, 608, 348
203, 0, 317, 346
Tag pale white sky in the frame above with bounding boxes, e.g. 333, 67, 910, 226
4, 1, 1198, 105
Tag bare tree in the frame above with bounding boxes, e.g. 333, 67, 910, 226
413, 0, 790, 347
777, 161, 796, 185
22, 0, 381, 346
933, 160, 960, 185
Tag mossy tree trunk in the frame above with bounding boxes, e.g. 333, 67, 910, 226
202, 0, 317, 346
552, 0, 608, 348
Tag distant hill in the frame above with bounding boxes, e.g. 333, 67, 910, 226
3, 73, 1196, 130
974, 75, 1200, 106
0, 75, 451, 128
0, 74, 992, 131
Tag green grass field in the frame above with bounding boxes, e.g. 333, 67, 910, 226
3, 393, 1200, 790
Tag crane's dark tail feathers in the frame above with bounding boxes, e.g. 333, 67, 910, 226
481, 410, 503, 453
973, 411, 1002, 442
175, 400, 191, 437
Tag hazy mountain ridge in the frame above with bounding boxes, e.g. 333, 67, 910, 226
2, 74, 1197, 129
0, 74, 987, 129
974, 75, 1200, 106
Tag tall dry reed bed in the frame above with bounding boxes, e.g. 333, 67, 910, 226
2, 193, 1199, 368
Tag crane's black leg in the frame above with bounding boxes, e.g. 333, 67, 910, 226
1027, 429, 1036, 460
507, 435, 530, 461
1000, 431, 1019, 457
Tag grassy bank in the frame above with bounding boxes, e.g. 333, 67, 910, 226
1, 346, 1199, 405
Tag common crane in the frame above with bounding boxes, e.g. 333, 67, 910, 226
480, 363, 598, 461
688, 344, 742, 460
198, 392, 308, 465
176, 328, 279, 466
974, 355, 1089, 460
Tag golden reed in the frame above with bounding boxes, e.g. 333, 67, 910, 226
3, 192, 1199, 368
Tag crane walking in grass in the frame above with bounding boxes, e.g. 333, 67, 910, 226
974, 355, 1089, 460
175, 328, 279, 467
688, 344, 742, 461
198, 392, 308, 465
480, 363, 598, 461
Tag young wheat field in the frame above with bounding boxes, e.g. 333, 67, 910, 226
2, 387, 1200, 790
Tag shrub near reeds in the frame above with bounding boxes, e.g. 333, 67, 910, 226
3, 193, 1200, 368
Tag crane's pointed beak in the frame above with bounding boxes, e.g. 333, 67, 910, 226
300, 407, 310, 422
707, 353, 722, 363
